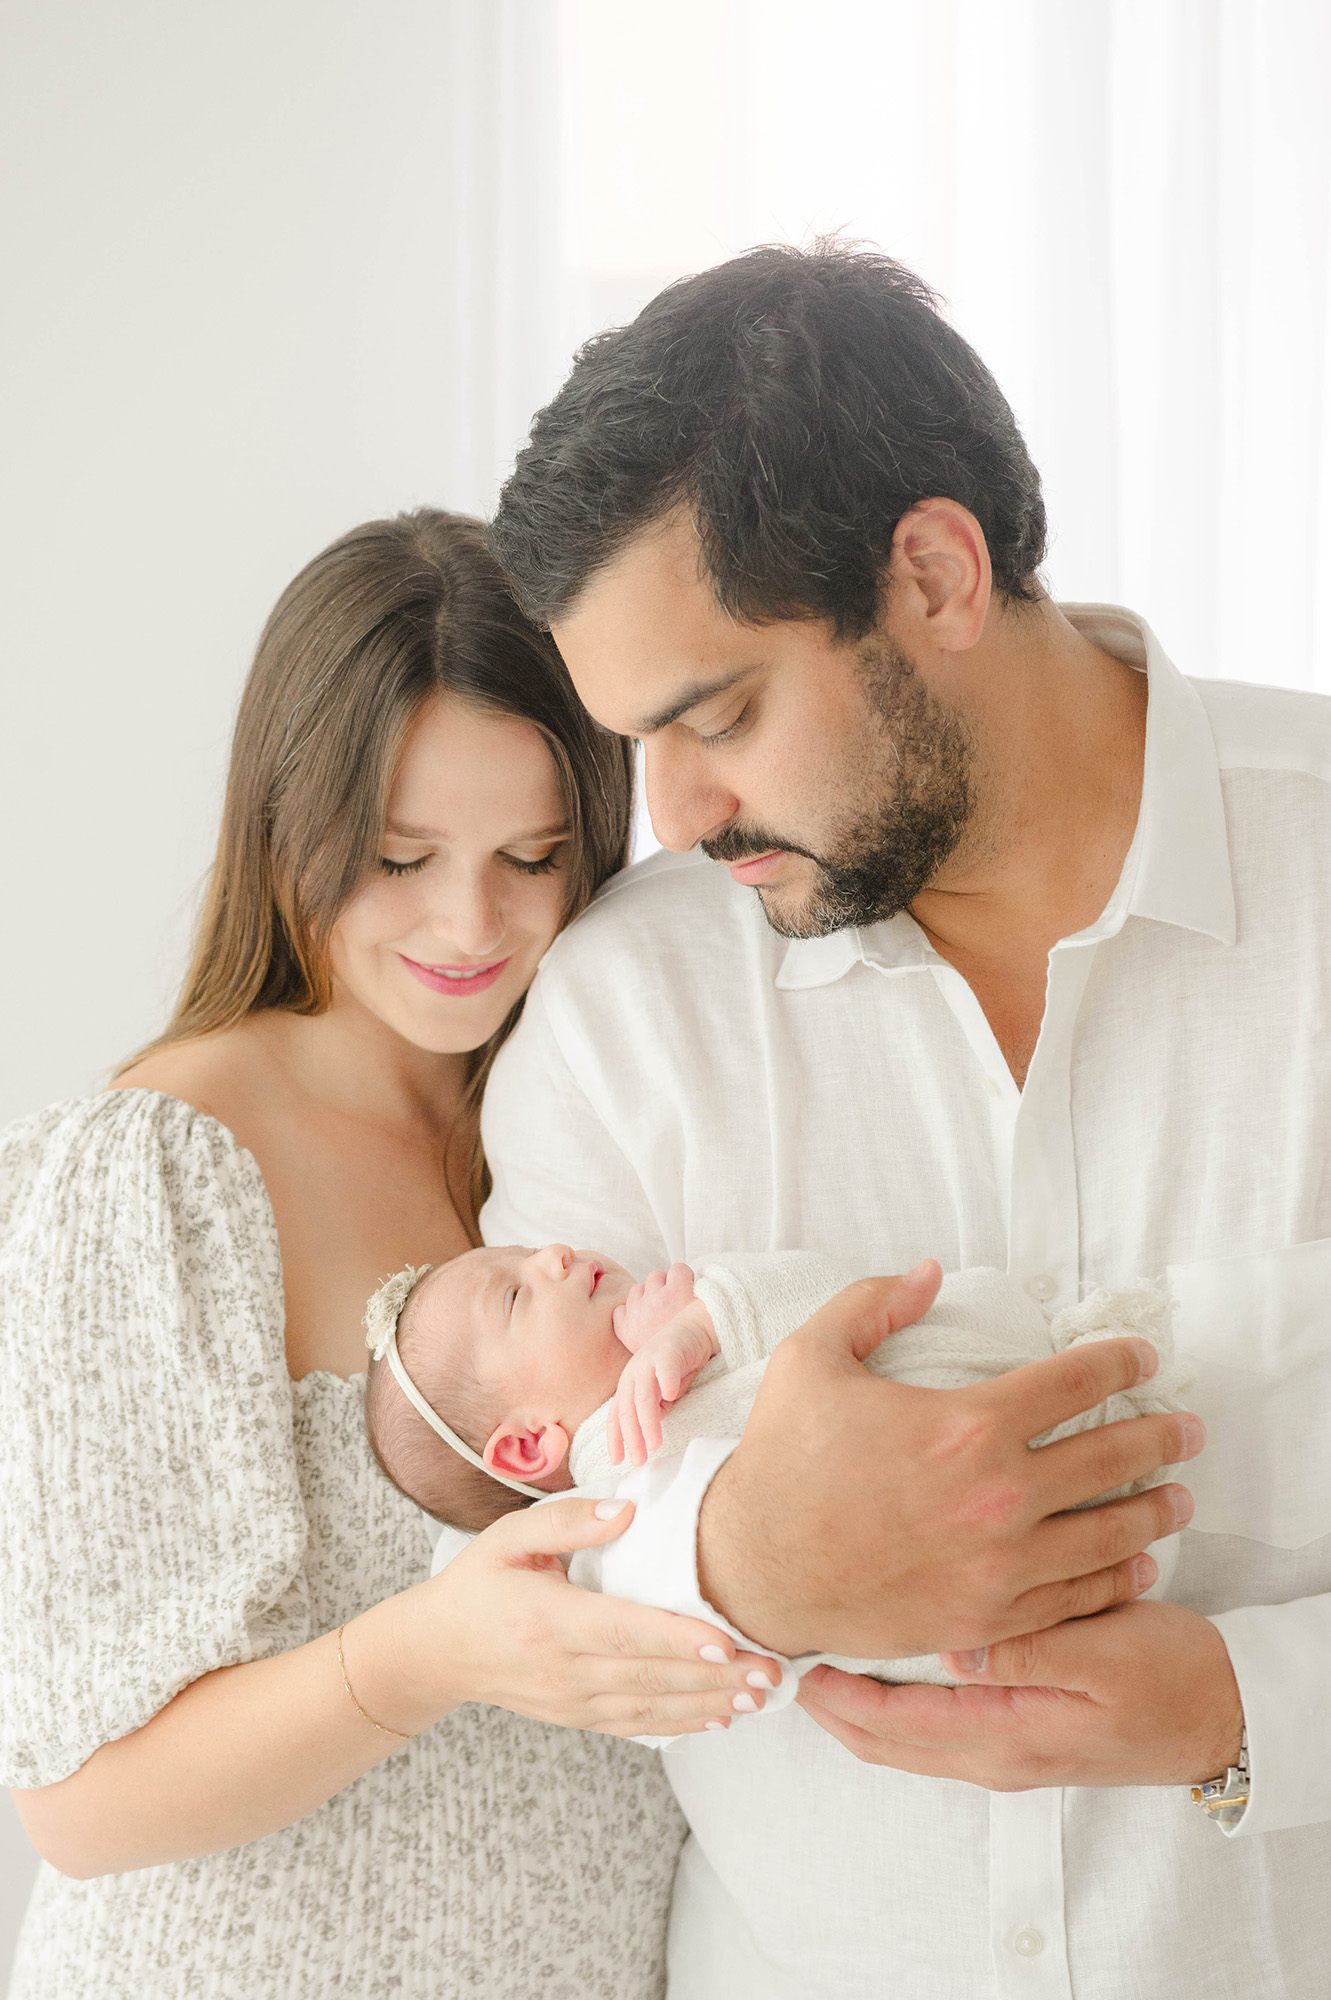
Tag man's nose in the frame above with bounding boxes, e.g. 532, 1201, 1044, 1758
642, 736, 740, 853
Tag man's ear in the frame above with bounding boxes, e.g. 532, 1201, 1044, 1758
885, 497, 992, 652
484, 1421, 571, 1482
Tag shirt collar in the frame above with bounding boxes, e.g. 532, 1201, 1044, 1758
775, 601, 1236, 993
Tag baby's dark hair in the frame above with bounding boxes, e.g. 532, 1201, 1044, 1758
363, 1265, 535, 1533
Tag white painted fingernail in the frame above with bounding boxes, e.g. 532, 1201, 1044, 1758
746, 1669, 773, 1688
732, 1691, 759, 1712
594, 1499, 628, 1520
699, 1644, 729, 1664
704, 1718, 727, 1731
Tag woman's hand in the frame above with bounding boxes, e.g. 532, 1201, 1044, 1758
374, 1495, 778, 1738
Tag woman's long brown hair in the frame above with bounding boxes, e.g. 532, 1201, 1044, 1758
127, 508, 633, 1219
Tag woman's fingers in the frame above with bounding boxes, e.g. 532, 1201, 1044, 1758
486, 1492, 640, 1561
579, 1650, 780, 1733
587, 1683, 775, 1736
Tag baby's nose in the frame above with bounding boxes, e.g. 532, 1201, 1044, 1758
537, 1243, 574, 1277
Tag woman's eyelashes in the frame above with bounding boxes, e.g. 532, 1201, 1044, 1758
502, 848, 562, 876
377, 844, 566, 879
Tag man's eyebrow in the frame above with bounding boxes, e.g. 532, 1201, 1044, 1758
633, 667, 753, 736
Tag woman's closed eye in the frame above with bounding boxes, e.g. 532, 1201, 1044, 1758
379, 853, 431, 877
501, 843, 565, 876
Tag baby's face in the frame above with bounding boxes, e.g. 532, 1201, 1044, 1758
430, 1242, 635, 1426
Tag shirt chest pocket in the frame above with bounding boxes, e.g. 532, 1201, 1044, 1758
1168, 1237, 1331, 1547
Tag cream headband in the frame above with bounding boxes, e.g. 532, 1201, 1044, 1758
364, 1263, 548, 1502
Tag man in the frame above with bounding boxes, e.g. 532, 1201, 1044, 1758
484, 244, 1331, 1996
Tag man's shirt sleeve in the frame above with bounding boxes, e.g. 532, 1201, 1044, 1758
1211, 1597, 1331, 1835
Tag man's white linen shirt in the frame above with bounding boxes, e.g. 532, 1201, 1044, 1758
482, 606, 1331, 2000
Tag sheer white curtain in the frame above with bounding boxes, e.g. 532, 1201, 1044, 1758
516, 0, 1331, 692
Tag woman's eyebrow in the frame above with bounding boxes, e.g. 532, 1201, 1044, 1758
383, 819, 572, 841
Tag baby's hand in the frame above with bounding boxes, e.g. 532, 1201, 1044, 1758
606, 1302, 720, 1469
613, 1262, 699, 1353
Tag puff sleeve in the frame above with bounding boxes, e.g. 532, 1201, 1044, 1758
0, 1090, 310, 1787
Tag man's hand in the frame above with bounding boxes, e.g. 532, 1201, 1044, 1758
797, 1600, 1242, 1790
696, 1268, 1204, 1658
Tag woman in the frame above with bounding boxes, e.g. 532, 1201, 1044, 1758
0, 510, 767, 1998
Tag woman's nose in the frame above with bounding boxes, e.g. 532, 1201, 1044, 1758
427, 875, 507, 957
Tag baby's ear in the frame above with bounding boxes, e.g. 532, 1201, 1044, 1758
485, 1421, 570, 1483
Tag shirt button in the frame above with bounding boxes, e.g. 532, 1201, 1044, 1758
1012, 1927, 1046, 1957
1023, 1273, 1057, 1303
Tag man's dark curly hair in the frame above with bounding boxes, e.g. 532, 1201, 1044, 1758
491, 239, 1047, 640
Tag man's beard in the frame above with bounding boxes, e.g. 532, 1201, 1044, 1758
701, 636, 976, 940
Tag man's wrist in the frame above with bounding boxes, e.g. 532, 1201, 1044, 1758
696, 1450, 806, 1656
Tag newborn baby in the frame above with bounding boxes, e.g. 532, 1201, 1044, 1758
364, 1244, 1189, 1693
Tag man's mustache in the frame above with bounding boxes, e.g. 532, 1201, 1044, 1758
701, 823, 820, 868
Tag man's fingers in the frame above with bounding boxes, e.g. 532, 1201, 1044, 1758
985, 1336, 1166, 1440
1033, 1410, 1204, 1513
940, 1600, 1157, 1692
788, 1262, 943, 1366
798, 1666, 963, 1747
1035, 1478, 1193, 1584
1003, 1550, 1156, 1638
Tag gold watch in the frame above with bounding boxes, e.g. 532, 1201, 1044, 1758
1190, 1725, 1249, 1827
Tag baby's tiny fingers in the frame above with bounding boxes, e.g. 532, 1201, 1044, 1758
620, 1398, 647, 1468
636, 1383, 664, 1453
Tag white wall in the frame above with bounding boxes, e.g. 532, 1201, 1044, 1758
0, 0, 567, 1131
0, 0, 567, 1964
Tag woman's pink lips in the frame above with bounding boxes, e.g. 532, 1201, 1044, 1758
400, 952, 512, 997
726, 850, 786, 886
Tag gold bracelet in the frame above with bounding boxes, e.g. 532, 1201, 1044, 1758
336, 1625, 411, 1741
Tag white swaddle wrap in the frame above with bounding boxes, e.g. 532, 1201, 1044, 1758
569, 1253, 1190, 1696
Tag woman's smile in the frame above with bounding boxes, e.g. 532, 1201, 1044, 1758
399, 951, 514, 997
